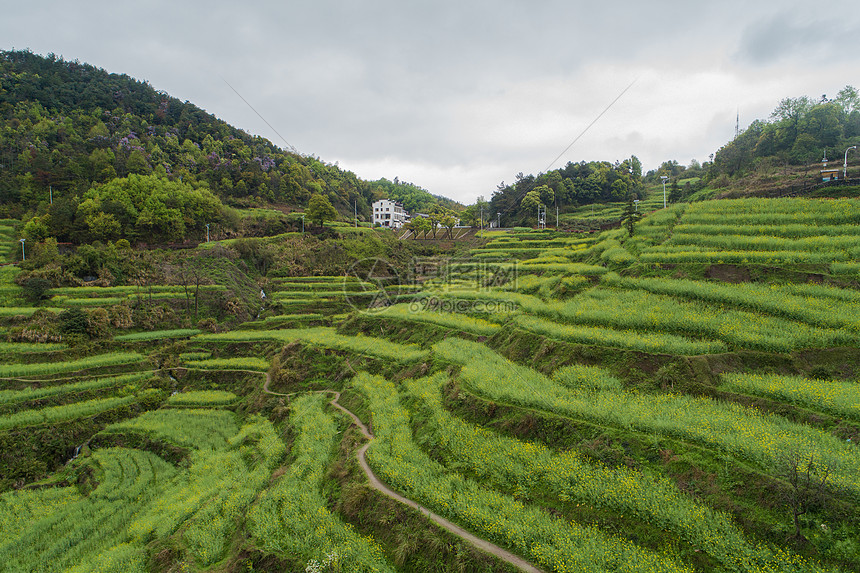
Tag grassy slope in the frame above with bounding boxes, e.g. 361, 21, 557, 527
0, 198, 859, 571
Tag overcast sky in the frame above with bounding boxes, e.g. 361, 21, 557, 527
3, 1, 858, 204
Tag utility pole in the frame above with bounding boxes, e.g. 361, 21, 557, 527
660, 176, 669, 208
845, 146, 857, 180
354, 201, 357, 227
20, 238, 25, 262
480, 205, 483, 231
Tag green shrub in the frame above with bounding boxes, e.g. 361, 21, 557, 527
22, 278, 52, 302
59, 308, 89, 335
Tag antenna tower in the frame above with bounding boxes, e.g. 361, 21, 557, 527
735, 108, 740, 139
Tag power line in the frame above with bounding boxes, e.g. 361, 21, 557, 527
542, 77, 638, 174
496, 78, 639, 225
219, 76, 300, 155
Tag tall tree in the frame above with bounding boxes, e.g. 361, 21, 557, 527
306, 194, 337, 228
770, 96, 814, 145
621, 198, 641, 237
835, 85, 860, 115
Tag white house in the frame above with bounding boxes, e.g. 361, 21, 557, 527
372, 199, 409, 228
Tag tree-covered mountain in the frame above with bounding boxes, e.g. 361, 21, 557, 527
0, 50, 459, 244
710, 88, 860, 179
644, 87, 860, 201
488, 86, 860, 222
371, 177, 462, 214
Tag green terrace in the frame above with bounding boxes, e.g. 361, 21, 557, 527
194, 327, 428, 362
3, 195, 860, 572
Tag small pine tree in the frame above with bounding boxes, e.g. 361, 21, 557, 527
669, 180, 682, 203
621, 199, 641, 237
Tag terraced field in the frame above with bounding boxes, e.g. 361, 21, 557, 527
1, 197, 859, 572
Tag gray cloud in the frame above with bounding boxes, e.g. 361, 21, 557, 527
2, 1, 858, 203
735, 13, 860, 65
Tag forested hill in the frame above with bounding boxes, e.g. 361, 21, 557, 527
0, 50, 459, 243
487, 86, 860, 226
711, 88, 860, 179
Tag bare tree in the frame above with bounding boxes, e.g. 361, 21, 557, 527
177, 260, 203, 319
777, 450, 830, 542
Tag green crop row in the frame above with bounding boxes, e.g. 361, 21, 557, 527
0, 266, 20, 286
0, 447, 176, 573
183, 356, 271, 372
680, 198, 860, 222
0, 351, 146, 378
101, 408, 239, 450
51, 296, 128, 307
129, 417, 285, 566
671, 223, 860, 239
0, 372, 152, 405
366, 303, 502, 335
403, 373, 820, 573
445, 287, 854, 353
830, 262, 860, 276
353, 372, 693, 573
0, 390, 154, 431
0, 307, 63, 317
274, 281, 375, 292
721, 373, 860, 421
49, 285, 226, 297
430, 290, 543, 314
248, 393, 393, 571
666, 232, 860, 255
640, 248, 852, 264
484, 239, 589, 250
0, 487, 83, 553
433, 339, 860, 499
515, 261, 610, 275
178, 417, 285, 565
454, 260, 606, 275
114, 328, 203, 342
166, 390, 239, 407
501, 274, 590, 297
757, 281, 860, 302
514, 314, 727, 355
470, 247, 549, 256
609, 275, 860, 331
600, 245, 636, 266
553, 288, 857, 352
195, 327, 428, 362
271, 275, 367, 283
241, 313, 325, 328
0, 342, 67, 353
273, 290, 380, 299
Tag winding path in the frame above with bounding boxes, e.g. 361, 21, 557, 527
262, 373, 543, 573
